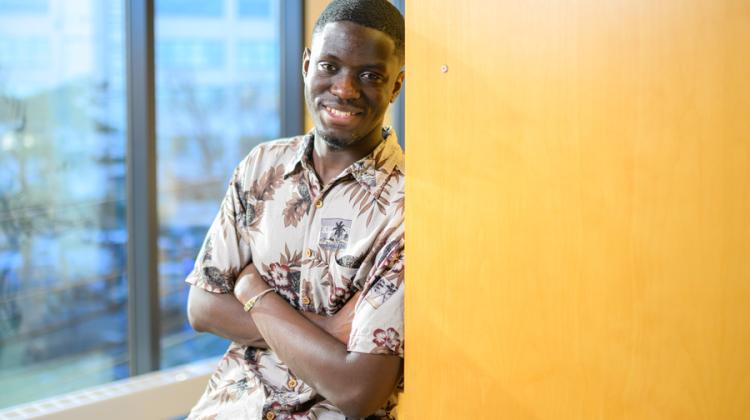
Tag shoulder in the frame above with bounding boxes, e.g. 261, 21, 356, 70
234, 135, 306, 175
254, 135, 305, 156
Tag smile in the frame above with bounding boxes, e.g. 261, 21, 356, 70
324, 105, 362, 118
321, 105, 364, 127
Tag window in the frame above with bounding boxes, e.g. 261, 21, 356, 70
0, 0, 48, 14
238, 0, 271, 18
0, 1, 128, 406
155, 0, 282, 368
0, 0, 299, 408
157, 39, 226, 70
155, 0, 223, 18
237, 40, 278, 71
0, 38, 50, 71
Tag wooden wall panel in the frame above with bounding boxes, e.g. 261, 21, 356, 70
402, 1, 750, 418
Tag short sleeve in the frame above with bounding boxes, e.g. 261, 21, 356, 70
185, 156, 254, 294
348, 222, 405, 357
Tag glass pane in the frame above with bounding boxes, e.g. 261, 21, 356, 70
156, 0, 281, 368
0, 0, 128, 408
237, 0, 271, 18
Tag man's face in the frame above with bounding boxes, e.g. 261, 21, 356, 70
303, 21, 404, 149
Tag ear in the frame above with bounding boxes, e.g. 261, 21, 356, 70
302, 48, 311, 80
390, 70, 405, 103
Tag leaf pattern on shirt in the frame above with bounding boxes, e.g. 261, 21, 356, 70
365, 238, 404, 309
186, 132, 405, 419
200, 266, 235, 293
251, 164, 285, 201
394, 189, 405, 215
305, 247, 354, 314
237, 164, 285, 233
282, 172, 312, 227
217, 378, 256, 404
323, 267, 353, 309
355, 226, 399, 286
376, 239, 405, 281
342, 147, 398, 226
208, 345, 256, 402
201, 237, 214, 263
261, 245, 302, 308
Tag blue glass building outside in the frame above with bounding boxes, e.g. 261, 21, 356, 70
154, 0, 280, 368
0, 0, 129, 406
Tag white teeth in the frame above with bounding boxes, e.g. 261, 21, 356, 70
326, 106, 355, 117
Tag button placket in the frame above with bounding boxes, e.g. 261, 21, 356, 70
301, 174, 329, 310
300, 175, 349, 309
312, 186, 329, 211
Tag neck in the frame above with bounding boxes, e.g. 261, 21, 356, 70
312, 127, 383, 186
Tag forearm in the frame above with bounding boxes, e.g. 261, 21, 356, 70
250, 292, 401, 417
187, 286, 268, 348
187, 285, 335, 348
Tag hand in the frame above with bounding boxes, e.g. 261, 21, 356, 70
233, 263, 270, 304
304, 291, 361, 344
327, 290, 360, 344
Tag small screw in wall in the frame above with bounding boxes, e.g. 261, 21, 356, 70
441, 64, 449, 73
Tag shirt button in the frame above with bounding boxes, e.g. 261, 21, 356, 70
287, 378, 297, 389
302, 296, 311, 305
305, 248, 313, 257
265, 412, 276, 420
315, 199, 323, 208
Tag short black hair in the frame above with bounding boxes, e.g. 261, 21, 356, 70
313, 0, 405, 63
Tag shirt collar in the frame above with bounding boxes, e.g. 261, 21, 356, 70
283, 127, 404, 199
282, 131, 315, 178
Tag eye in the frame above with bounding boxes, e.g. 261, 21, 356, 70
360, 72, 384, 82
318, 62, 336, 73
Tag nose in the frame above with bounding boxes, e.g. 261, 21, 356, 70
330, 71, 360, 100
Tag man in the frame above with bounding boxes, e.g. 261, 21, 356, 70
185, 1, 406, 418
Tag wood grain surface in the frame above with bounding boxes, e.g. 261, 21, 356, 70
401, 1, 750, 418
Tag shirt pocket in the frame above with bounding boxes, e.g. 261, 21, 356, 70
322, 255, 360, 310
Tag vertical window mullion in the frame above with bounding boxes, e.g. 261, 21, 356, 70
393, 0, 405, 148
125, 0, 159, 375
280, 0, 304, 137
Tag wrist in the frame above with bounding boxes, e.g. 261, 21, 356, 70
242, 288, 275, 312
234, 273, 270, 303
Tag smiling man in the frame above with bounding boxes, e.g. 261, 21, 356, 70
184, 1, 406, 418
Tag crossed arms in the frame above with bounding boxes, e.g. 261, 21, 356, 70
187, 263, 401, 418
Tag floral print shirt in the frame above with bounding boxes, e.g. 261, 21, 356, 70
186, 128, 405, 420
